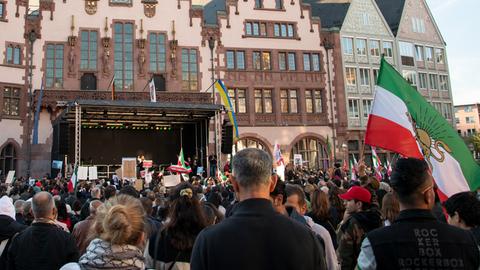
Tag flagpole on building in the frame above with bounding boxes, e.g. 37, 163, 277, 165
107, 75, 115, 100
141, 74, 154, 92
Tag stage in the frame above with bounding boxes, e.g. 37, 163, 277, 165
50, 99, 221, 177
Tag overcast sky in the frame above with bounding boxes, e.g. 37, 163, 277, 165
29, 0, 478, 105
426, 0, 480, 105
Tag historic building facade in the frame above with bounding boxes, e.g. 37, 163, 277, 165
0, 0, 335, 178
455, 104, 480, 138
0, 0, 29, 178
313, 0, 397, 164
377, 0, 454, 126
0, 0, 456, 178
205, 0, 334, 168
313, 0, 454, 166
1, 0, 220, 178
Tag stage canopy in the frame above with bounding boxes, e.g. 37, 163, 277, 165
56, 99, 222, 126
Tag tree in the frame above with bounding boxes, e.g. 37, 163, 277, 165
471, 134, 480, 155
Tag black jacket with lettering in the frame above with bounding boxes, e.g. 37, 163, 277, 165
367, 209, 480, 269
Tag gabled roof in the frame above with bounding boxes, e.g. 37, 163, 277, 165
203, 0, 226, 26
375, 0, 406, 36
306, 1, 351, 29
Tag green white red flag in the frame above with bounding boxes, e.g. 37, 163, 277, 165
349, 154, 357, 181
371, 146, 383, 180
67, 165, 78, 193
365, 58, 480, 199
167, 148, 192, 174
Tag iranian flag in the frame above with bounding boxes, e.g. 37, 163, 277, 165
67, 165, 78, 193
365, 58, 480, 199
167, 148, 192, 174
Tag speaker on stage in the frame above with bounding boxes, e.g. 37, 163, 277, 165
221, 121, 233, 154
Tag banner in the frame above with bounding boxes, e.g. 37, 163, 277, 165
52, 160, 63, 170
122, 157, 137, 180
143, 160, 153, 168
293, 154, 303, 166
163, 174, 181, 187
77, 166, 89, 180
6, 171, 15, 185
88, 166, 98, 180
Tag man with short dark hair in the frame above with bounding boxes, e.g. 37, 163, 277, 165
7, 192, 79, 270
337, 186, 382, 270
444, 191, 480, 243
79, 186, 102, 220
191, 148, 326, 270
357, 158, 480, 269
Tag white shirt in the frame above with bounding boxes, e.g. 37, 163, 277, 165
304, 215, 340, 270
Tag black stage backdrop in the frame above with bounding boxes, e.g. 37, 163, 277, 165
78, 124, 197, 165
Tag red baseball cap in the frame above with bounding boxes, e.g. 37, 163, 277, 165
339, 186, 371, 203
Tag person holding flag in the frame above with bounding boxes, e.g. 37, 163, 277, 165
167, 148, 192, 174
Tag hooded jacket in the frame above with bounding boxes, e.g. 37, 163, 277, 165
0, 196, 28, 269
337, 208, 382, 270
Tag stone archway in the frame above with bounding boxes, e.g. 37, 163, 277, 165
0, 139, 21, 178
234, 133, 273, 156
287, 133, 330, 169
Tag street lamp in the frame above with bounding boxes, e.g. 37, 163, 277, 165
26, 29, 37, 177
323, 38, 337, 161
208, 36, 220, 175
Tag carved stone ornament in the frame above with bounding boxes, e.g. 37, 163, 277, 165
101, 37, 111, 76
85, 0, 99, 15
169, 40, 178, 79
144, 4, 156, 17
137, 39, 146, 76
142, 0, 158, 18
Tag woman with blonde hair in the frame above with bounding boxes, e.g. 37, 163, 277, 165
61, 194, 146, 270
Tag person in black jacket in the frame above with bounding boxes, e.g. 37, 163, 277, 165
358, 158, 480, 269
7, 192, 79, 270
191, 148, 326, 270
444, 191, 480, 243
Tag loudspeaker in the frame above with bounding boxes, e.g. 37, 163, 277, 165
221, 121, 233, 154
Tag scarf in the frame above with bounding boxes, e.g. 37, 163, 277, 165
79, 238, 145, 270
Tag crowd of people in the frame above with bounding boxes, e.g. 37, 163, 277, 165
1, 148, 480, 269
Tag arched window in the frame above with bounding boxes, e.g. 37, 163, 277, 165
0, 144, 17, 178
233, 137, 267, 156
291, 137, 329, 169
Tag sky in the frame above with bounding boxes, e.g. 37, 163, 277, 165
426, 0, 480, 105
29, 0, 478, 105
